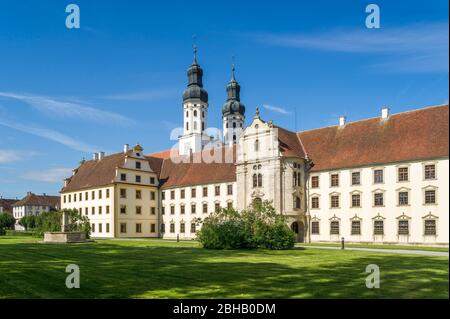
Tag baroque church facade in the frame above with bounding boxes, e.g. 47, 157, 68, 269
61, 50, 449, 245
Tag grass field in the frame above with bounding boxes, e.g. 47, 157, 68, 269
0, 236, 448, 299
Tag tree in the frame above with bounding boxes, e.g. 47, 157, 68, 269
197, 201, 295, 250
0, 213, 16, 230
33, 209, 91, 238
19, 215, 37, 230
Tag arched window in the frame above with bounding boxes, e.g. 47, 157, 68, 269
233, 122, 236, 128
226, 123, 229, 128
186, 111, 188, 117
253, 174, 258, 188
233, 135, 236, 142
194, 110, 198, 117
254, 139, 259, 151
186, 122, 189, 130
201, 122, 205, 131
258, 174, 263, 187
202, 111, 205, 118
294, 196, 301, 209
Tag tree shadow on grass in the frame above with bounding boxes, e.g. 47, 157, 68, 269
0, 241, 447, 299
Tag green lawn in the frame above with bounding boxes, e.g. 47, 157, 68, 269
0, 236, 448, 299
299, 243, 449, 252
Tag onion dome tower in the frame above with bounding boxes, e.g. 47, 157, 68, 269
222, 64, 245, 144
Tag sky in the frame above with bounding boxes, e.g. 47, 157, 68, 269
0, 0, 448, 199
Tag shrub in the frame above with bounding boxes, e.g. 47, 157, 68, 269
19, 215, 37, 230
33, 209, 91, 238
197, 201, 296, 250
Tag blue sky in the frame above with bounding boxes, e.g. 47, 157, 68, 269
0, 0, 448, 198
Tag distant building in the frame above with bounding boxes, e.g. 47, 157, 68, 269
0, 197, 17, 215
13, 192, 60, 230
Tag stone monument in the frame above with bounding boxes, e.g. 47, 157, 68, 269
43, 211, 87, 243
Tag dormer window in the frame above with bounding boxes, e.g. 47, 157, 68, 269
135, 161, 141, 169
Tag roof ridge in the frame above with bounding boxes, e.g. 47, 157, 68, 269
297, 104, 449, 134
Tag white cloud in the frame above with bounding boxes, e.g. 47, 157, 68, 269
0, 92, 134, 126
0, 150, 37, 163
101, 89, 178, 101
20, 167, 72, 183
0, 119, 97, 153
262, 104, 291, 115
250, 22, 449, 73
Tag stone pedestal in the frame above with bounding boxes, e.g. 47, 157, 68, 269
43, 231, 86, 243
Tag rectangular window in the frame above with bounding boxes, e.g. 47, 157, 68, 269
85, 207, 88, 215
98, 206, 102, 215
351, 172, 361, 185
398, 192, 409, 206
150, 223, 156, 233
424, 164, 436, 180
215, 203, 220, 211
151, 207, 156, 215
330, 221, 339, 235
170, 223, 175, 233
136, 175, 141, 183
215, 185, 220, 196
227, 202, 233, 209
331, 174, 339, 187
311, 176, 319, 188
136, 206, 142, 215
63, 195, 66, 203
85, 192, 88, 201
203, 203, 208, 214
161, 191, 165, 200
191, 204, 196, 214
120, 189, 126, 198
180, 205, 185, 214
203, 187, 208, 197
311, 221, 320, 235
374, 169, 383, 184
150, 177, 155, 184
91, 223, 95, 233
136, 223, 142, 233
79, 193, 82, 201
180, 223, 185, 233
161, 207, 165, 215
150, 191, 156, 201
180, 189, 185, 199
398, 220, 409, 235
136, 161, 141, 169
351, 194, 360, 207
191, 188, 196, 198
161, 223, 165, 233
351, 220, 361, 235
98, 223, 102, 233
98, 190, 102, 199
106, 189, 110, 198
120, 205, 126, 214
68, 194, 71, 203
170, 206, 175, 215
398, 167, 409, 182
227, 184, 233, 195
424, 220, 436, 236
331, 195, 340, 208
91, 191, 95, 200
374, 193, 384, 206
191, 223, 196, 233
106, 205, 110, 214
171, 191, 175, 200
311, 197, 319, 209
74, 194, 77, 202
120, 223, 126, 233
91, 206, 95, 215
425, 190, 436, 204
135, 190, 142, 199
374, 220, 384, 235
106, 223, 110, 233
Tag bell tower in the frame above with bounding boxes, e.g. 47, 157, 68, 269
222, 64, 245, 145
179, 47, 209, 155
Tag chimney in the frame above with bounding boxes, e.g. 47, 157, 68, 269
93, 153, 99, 161
27, 191, 32, 196
339, 116, 346, 127
123, 144, 129, 153
64, 178, 69, 187
381, 106, 390, 119
98, 152, 105, 160
43, 193, 46, 196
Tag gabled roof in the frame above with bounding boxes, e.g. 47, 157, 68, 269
298, 104, 449, 172
13, 193, 60, 208
0, 198, 17, 212
274, 125, 307, 158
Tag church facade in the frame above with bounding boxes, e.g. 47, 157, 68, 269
60, 50, 449, 245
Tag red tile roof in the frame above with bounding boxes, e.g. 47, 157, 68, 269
0, 198, 17, 213
13, 193, 60, 209
298, 105, 449, 172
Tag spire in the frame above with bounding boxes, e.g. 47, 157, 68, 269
193, 45, 198, 65
231, 63, 235, 81
183, 45, 208, 103
255, 107, 260, 119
